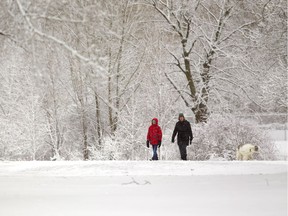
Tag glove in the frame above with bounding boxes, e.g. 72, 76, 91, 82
146, 140, 149, 148
158, 141, 161, 148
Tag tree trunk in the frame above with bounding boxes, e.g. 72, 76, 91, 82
95, 92, 102, 148
181, 39, 208, 122
108, 6, 127, 134
82, 111, 88, 160
108, 47, 114, 134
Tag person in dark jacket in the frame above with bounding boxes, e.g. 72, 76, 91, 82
146, 118, 162, 160
172, 113, 193, 160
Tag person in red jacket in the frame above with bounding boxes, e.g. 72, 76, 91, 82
146, 118, 162, 160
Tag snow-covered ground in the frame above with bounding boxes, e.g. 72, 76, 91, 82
269, 129, 288, 160
275, 141, 288, 159
0, 161, 287, 176
0, 161, 287, 216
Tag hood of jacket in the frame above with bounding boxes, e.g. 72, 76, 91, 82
152, 118, 159, 125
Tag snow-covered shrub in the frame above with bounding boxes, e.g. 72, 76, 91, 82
190, 115, 278, 161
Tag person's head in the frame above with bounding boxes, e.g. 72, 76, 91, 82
152, 118, 158, 125
178, 113, 185, 122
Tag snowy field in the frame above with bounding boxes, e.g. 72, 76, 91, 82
0, 161, 287, 216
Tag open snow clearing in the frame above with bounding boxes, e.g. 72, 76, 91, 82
0, 161, 287, 216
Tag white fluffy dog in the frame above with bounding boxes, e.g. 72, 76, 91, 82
236, 144, 259, 160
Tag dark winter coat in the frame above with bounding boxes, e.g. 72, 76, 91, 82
172, 120, 193, 143
147, 118, 162, 145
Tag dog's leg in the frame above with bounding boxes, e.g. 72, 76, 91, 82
243, 155, 249, 160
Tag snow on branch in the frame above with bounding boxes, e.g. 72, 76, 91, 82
164, 72, 191, 108
151, 0, 183, 38
219, 20, 259, 44
199, 3, 219, 23
27, 14, 86, 23
218, 76, 266, 110
15, 0, 104, 74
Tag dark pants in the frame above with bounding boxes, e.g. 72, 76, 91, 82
152, 145, 158, 160
178, 141, 188, 160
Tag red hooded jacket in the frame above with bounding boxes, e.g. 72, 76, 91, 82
147, 118, 162, 145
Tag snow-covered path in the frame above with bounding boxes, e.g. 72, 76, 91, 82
0, 161, 286, 176
0, 161, 287, 216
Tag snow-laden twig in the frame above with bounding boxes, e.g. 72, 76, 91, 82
218, 76, 266, 110
164, 72, 191, 108
15, 0, 105, 75
199, 2, 219, 23
219, 20, 259, 44
27, 14, 86, 23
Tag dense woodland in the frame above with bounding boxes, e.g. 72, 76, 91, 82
0, 0, 286, 160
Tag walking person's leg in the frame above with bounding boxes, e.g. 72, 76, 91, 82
152, 145, 158, 160
178, 141, 188, 160
182, 144, 187, 160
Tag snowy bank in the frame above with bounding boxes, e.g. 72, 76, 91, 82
0, 161, 286, 176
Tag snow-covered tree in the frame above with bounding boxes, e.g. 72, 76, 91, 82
0, 0, 285, 160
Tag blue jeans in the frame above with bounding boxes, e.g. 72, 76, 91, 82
152, 145, 158, 160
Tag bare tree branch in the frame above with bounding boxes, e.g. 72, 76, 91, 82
15, 0, 104, 73
164, 72, 191, 107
